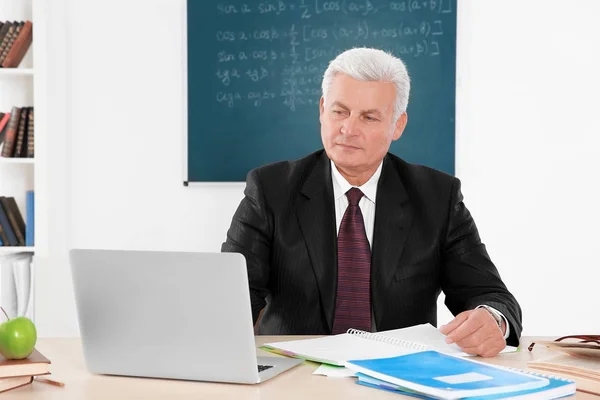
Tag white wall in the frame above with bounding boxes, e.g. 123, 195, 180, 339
36, 0, 600, 337
455, 1, 600, 335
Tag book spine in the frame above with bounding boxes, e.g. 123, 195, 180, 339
0, 219, 9, 245
0, 22, 11, 47
25, 191, 34, 246
13, 107, 28, 158
1, 107, 21, 157
26, 108, 34, 158
0, 112, 11, 144
0, 197, 25, 246
1, 21, 32, 68
0, 23, 17, 63
0, 201, 18, 246
0, 22, 23, 66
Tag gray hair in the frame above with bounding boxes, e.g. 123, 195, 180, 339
321, 47, 411, 121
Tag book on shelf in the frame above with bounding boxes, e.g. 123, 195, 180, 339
13, 107, 29, 158
26, 191, 34, 246
0, 195, 31, 247
0, 197, 26, 246
0, 22, 12, 47
0, 22, 20, 64
0, 107, 34, 158
0, 199, 18, 246
2, 21, 32, 68
0, 112, 10, 145
0, 20, 32, 68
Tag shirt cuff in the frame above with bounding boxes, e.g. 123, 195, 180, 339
479, 305, 510, 339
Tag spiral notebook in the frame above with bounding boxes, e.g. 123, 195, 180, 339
262, 323, 518, 367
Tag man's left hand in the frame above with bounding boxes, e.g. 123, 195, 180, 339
439, 309, 506, 358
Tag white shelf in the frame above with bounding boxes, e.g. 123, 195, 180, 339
0, 247, 35, 255
0, 68, 34, 77
0, 158, 35, 164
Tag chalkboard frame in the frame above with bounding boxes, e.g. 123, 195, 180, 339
184, 0, 457, 185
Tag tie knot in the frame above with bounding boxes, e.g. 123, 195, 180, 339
346, 187, 364, 206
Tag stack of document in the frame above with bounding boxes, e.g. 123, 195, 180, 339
262, 324, 576, 398
263, 324, 517, 376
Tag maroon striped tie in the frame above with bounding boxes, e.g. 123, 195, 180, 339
332, 188, 371, 334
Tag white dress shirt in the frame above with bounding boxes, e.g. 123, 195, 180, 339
331, 160, 381, 247
330, 160, 510, 339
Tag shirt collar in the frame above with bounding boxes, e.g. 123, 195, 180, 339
331, 160, 383, 204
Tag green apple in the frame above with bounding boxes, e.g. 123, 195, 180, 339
0, 308, 37, 359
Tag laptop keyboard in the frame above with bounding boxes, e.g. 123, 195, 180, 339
258, 364, 273, 373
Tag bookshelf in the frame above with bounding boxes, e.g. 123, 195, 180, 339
0, 158, 34, 164
0, 0, 38, 322
0, 247, 35, 255
0, 68, 33, 76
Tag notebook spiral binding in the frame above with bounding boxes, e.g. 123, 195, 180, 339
346, 328, 432, 351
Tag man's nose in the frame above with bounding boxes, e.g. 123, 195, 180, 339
340, 115, 360, 136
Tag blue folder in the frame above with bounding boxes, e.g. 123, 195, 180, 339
346, 351, 552, 399
355, 372, 576, 399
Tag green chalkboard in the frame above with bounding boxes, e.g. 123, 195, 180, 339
186, 0, 456, 183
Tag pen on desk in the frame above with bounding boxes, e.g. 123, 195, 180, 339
35, 377, 65, 387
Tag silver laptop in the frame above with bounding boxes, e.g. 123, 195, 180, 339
69, 249, 302, 384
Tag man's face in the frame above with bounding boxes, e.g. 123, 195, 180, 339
319, 73, 407, 175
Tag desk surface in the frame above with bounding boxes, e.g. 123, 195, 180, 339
3, 336, 591, 399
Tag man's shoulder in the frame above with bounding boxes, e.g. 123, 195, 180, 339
248, 150, 324, 184
385, 153, 457, 193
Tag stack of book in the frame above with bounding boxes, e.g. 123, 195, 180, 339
0, 194, 34, 247
0, 20, 33, 68
0, 349, 51, 394
0, 107, 34, 159
527, 337, 600, 396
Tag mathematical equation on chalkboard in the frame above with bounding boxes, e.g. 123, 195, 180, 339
209, 0, 453, 110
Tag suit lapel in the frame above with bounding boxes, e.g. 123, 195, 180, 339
371, 155, 414, 328
297, 152, 337, 332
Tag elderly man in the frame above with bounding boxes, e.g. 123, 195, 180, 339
222, 47, 522, 357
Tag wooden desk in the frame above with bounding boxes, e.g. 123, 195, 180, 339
3, 336, 591, 399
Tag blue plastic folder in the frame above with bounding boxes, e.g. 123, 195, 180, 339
356, 373, 575, 400
355, 373, 576, 399
346, 351, 551, 399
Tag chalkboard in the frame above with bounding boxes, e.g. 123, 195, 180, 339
186, 0, 456, 183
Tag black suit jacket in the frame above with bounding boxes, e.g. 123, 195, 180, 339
221, 150, 522, 346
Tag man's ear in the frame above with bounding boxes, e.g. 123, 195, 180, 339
319, 97, 325, 122
392, 112, 408, 141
